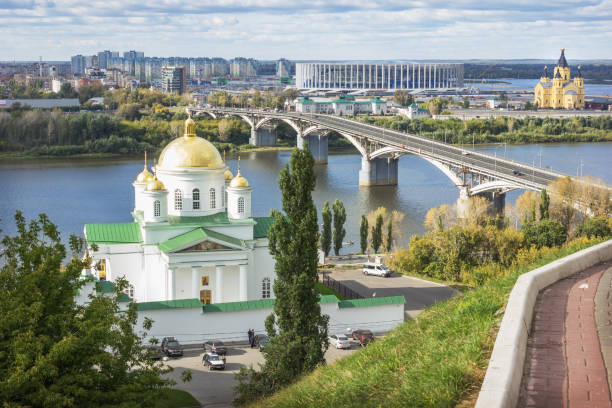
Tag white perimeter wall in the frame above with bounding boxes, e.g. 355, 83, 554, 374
136, 302, 405, 345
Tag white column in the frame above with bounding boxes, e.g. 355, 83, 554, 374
168, 268, 175, 301
239, 265, 248, 301
191, 267, 199, 299
215, 265, 223, 303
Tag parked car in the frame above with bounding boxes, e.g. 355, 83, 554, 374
362, 262, 392, 277
161, 337, 183, 357
204, 340, 227, 356
351, 329, 375, 346
255, 335, 269, 351
512, 170, 523, 176
329, 334, 351, 349
202, 352, 226, 370
145, 344, 164, 360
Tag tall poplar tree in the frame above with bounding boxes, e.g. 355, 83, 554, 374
371, 214, 384, 254
332, 199, 346, 256
235, 147, 329, 405
385, 218, 393, 252
360, 215, 368, 254
321, 201, 332, 257
540, 189, 550, 219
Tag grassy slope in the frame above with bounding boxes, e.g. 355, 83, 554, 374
253, 239, 603, 408
154, 389, 199, 408
315, 281, 347, 300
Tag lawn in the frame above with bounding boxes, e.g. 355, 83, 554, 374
315, 281, 347, 300
154, 389, 200, 408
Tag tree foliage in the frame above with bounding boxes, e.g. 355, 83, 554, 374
0, 212, 172, 407
539, 188, 550, 219
234, 147, 328, 405
321, 201, 332, 257
385, 219, 393, 252
577, 217, 611, 239
522, 219, 567, 248
332, 199, 346, 256
360, 215, 368, 254
371, 214, 384, 254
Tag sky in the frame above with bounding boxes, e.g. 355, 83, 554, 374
1, 0, 611, 61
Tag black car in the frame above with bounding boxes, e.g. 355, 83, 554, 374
204, 340, 227, 356
161, 337, 183, 357
512, 170, 523, 176
351, 329, 375, 346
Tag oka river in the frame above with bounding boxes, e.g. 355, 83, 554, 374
1, 142, 611, 254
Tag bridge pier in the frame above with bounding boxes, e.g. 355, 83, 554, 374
298, 132, 328, 164
249, 125, 277, 146
478, 191, 506, 215
359, 156, 398, 186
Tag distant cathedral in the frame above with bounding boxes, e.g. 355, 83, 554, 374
534, 48, 584, 109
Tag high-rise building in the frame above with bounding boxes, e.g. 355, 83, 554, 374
161, 66, 186, 94
276, 58, 292, 78
97, 50, 116, 69
124, 50, 144, 61
71, 54, 86, 75
229, 58, 256, 77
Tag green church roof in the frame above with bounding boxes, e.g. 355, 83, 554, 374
253, 216, 275, 239
85, 222, 142, 245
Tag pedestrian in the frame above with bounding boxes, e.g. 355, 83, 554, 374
247, 328, 253, 347
250, 329, 255, 348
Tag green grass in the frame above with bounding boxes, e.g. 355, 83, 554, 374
154, 389, 199, 408
252, 238, 605, 408
315, 282, 347, 300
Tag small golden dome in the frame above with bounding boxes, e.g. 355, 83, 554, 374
146, 176, 166, 191
158, 117, 223, 169
135, 151, 154, 183
136, 167, 153, 183
230, 170, 249, 188
225, 169, 234, 180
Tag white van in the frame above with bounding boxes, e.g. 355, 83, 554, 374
362, 262, 392, 277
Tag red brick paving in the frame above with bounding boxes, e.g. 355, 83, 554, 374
519, 263, 612, 408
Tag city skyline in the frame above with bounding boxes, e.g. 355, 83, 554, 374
2, 1, 611, 61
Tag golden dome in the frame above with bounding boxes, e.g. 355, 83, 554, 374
230, 170, 249, 188
146, 176, 166, 191
135, 151, 154, 183
136, 167, 153, 183
158, 118, 222, 169
225, 169, 234, 180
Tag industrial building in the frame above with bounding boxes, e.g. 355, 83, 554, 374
295, 62, 464, 91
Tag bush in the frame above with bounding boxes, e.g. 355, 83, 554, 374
577, 217, 611, 239
522, 219, 567, 248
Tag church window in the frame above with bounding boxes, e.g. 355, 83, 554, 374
154, 200, 161, 217
210, 188, 216, 209
174, 189, 183, 210
238, 197, 245, 213
262, 278, 271, 299
127, 284, 135, 299
192, 189, 200, 210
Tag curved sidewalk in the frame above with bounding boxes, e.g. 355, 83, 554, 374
519, 262, 612, 407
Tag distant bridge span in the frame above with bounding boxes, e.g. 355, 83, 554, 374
191, 106, 571, 210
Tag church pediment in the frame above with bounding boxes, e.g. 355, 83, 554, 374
158, 227, 247, 253
180, 240, 233, 252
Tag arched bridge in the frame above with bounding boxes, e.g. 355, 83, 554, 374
191, 106, 569, 210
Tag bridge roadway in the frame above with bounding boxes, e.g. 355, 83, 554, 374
192, 107, 569, 195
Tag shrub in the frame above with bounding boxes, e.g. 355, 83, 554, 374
577, 216, 611, 239
522, 219, 567, 248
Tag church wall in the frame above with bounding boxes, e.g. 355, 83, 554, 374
221, 265, 240, 302
207, 224, 254, 241
252, 242, 276, 299
158, 169, 226, 218
135, 301, 405, 345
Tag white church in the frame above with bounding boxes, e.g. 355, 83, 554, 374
84, 116, 276, 304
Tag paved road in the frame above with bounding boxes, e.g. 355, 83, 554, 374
164, 342, 360, 407
323, 267, 459, 319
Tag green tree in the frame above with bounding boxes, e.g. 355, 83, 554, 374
577, 217, 611, 238
385, 218, 393, 252
0, 212, 173, 407
117, 103, 142, 120
58, 82, 77, 98
234, 147, 328, 405
332, 199, 346, 256
371, 214, 384, 253
394, 90, 413, 107
321, 201, 332, 257
360, 215, 368, 254
522, 219, 567, 248
539, 189, 550, 219
462, 97, 470, 108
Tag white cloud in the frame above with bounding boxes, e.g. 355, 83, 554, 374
0, 0, 610, 60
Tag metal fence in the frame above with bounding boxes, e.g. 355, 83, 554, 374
319, 273, 363, 300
